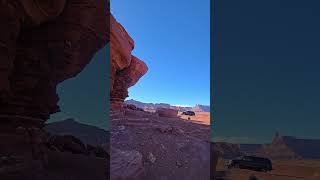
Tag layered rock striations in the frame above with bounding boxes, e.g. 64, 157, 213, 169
0, 0, 109, 179
110, 15, 148, 110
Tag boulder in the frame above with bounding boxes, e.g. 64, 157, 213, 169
126, 104, 138, 111
110, 148, 144, 180
87, 144, 109, 158
156, 108, 178, 118
48, 135, 87, 155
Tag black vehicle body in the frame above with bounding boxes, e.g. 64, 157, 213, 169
227, 156, 272, 172
182, 111, 196, 116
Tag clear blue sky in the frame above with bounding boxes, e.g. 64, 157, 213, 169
111, 0, 210, 106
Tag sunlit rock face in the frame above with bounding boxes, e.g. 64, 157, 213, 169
110, 14, 148, 110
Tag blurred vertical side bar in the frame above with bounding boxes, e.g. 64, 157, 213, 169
106, 1, 111, 179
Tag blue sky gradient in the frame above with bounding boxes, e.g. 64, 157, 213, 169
212, 0, 320, 143
111, 0, 210, 106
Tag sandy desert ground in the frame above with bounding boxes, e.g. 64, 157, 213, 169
179, 112, 210, 125
215, 159, 320, 180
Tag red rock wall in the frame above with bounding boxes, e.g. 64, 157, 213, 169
110, 14, 148, 110
0, 1, 109, 177
0, 0, 108, 125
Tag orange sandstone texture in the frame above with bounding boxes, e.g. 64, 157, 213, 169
110, 14, 148, 110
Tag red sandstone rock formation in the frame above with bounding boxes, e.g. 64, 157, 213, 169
110, 14, 148, 110
0, 0, 109, 178
0, 0, 108, 122
109, 17, 149, 178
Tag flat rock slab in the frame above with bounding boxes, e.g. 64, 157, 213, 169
111, 148, 144, 180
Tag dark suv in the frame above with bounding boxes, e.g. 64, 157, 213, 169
182, 111, 195, 116
226, 156, 272, 172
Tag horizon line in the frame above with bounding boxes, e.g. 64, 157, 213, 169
125, 98, 210, 107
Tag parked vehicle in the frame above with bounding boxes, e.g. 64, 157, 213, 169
226, 156, 272, 172
182, 111, 196, 116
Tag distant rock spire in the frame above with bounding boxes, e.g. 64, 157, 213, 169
272, 131, 283, 144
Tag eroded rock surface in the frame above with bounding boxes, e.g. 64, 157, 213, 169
111, 109, 210, 180
111, 148, 144, 180
156, 108, 178, 118
0, 0, 109, 179
110, 14, 148, 110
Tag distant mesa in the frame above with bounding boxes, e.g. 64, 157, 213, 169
125, 99, 210, 112
45, 118, 109, 147
212, 132, 320, 160
192, 104, 211, 112
256, 132, 320, 160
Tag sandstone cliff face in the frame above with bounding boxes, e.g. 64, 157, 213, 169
0, 0, 109, 122
0, 1, 109, 178
110, 15, 148, 110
